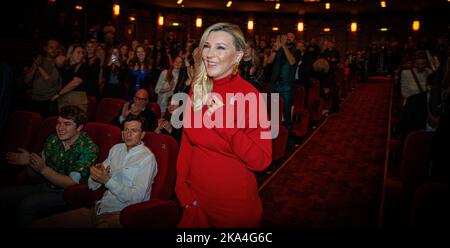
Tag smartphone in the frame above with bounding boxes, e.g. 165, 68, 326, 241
111, 54, 117, 63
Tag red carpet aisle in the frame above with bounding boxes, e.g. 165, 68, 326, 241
260, 77, 392, 227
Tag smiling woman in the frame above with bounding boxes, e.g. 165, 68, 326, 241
175, 22, 272, 228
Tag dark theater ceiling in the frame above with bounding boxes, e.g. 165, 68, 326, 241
138, 0, 447, 14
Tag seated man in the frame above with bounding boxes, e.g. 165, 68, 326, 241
0, 105, 99, 227
111, 88, 157, 131
33, 115, 158, 228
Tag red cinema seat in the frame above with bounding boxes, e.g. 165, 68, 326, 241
147, 102, 161, 120
95, 98, 126, 124
64, 132, 180, 227
86, 96, 98, 122
0, 111, 42, 155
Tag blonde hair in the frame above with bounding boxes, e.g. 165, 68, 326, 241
192, 22, 246, 111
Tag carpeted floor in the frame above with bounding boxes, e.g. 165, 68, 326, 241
260, 77, 392, 227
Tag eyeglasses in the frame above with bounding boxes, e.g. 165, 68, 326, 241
134, 96, 148, 101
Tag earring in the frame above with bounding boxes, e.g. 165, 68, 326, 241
232, 63, 239, 76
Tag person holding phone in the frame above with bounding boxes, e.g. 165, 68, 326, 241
102, 47, 129, 99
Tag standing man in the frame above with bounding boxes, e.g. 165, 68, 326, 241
0, 105, 99, 227
268, 32, 299, 129
24, 39, 61, 117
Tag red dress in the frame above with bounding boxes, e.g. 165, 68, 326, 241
175, 74, 272, 228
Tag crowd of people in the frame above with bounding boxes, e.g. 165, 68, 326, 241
0, 19, 449, 228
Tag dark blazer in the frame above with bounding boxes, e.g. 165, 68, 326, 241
400, 92, 428, 140
111, 107, 157, 132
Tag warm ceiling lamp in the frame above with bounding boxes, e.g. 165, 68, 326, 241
272, 27, 279, 31
380, 1, 387, 8
158, 16, 164, 26
248, 20, 254, 31
226, 1, 232, 8
297, 22, 304, 32
177, 0, 183, 4
113, 4, 120, 16
275, 3, 280, 9
350, 22, 357, 32
75, 5, 83, 10
412, 20, 420, 31
196, 17, 202, 28
129, 16, 136, 22
323, 27, 331, 32
325, 2, 331, 10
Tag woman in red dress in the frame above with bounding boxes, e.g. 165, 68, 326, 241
175, 22, 272, 227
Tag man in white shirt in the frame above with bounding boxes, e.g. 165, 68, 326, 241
401, 51, 432, 104
33, 115, 158, 228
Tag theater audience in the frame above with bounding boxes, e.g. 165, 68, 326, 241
155, 56, 182, 117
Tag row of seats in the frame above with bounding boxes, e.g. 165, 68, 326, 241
87, 97, 162, 124
0, 111, 180, 227
383, 75, 449, 227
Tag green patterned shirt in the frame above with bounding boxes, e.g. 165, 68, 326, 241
43, 132, 99, 188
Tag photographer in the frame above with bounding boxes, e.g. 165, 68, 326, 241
102, 47, 129, 99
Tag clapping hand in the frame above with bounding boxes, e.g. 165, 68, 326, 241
121, 102, 131, 118
29, 152, 46, 173
5, 148, 30, 165
90, 163, 111, 184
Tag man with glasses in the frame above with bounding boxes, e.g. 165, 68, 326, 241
33, 115, 158, 227
111, 89, 157, 131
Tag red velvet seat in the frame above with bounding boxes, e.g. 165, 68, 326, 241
291, 85, 310, 137
147, 102, 161, 120
0, 111, 42, 155
306, 78, 325, 122
400, 130, 433, 193
95, 98, 126, 124
272, 125, 289, 161
86, 96, 98, 122
31, 116, 58, 154
0, 111, 42, 186
84, 122, 122, 162
63, 132, 180, 227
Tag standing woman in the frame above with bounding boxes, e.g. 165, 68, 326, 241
155, 56, 182, 117
128, 45, 152, 102
52, 44, 88, 112
175, 23, 272, 228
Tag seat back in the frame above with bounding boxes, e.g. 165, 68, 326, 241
400, 130, 433, 192
292, 84, 306, 114
272, 125, 289, 161
32, 116, 58, 153
84, 122, 122, 162
0, 111, 42, 154
95, 98, 126, 124
142, 132, 178, 201
147, 102, 161, 120
86, 96, 98, 122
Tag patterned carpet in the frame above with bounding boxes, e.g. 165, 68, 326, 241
260, 77, 392, 227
